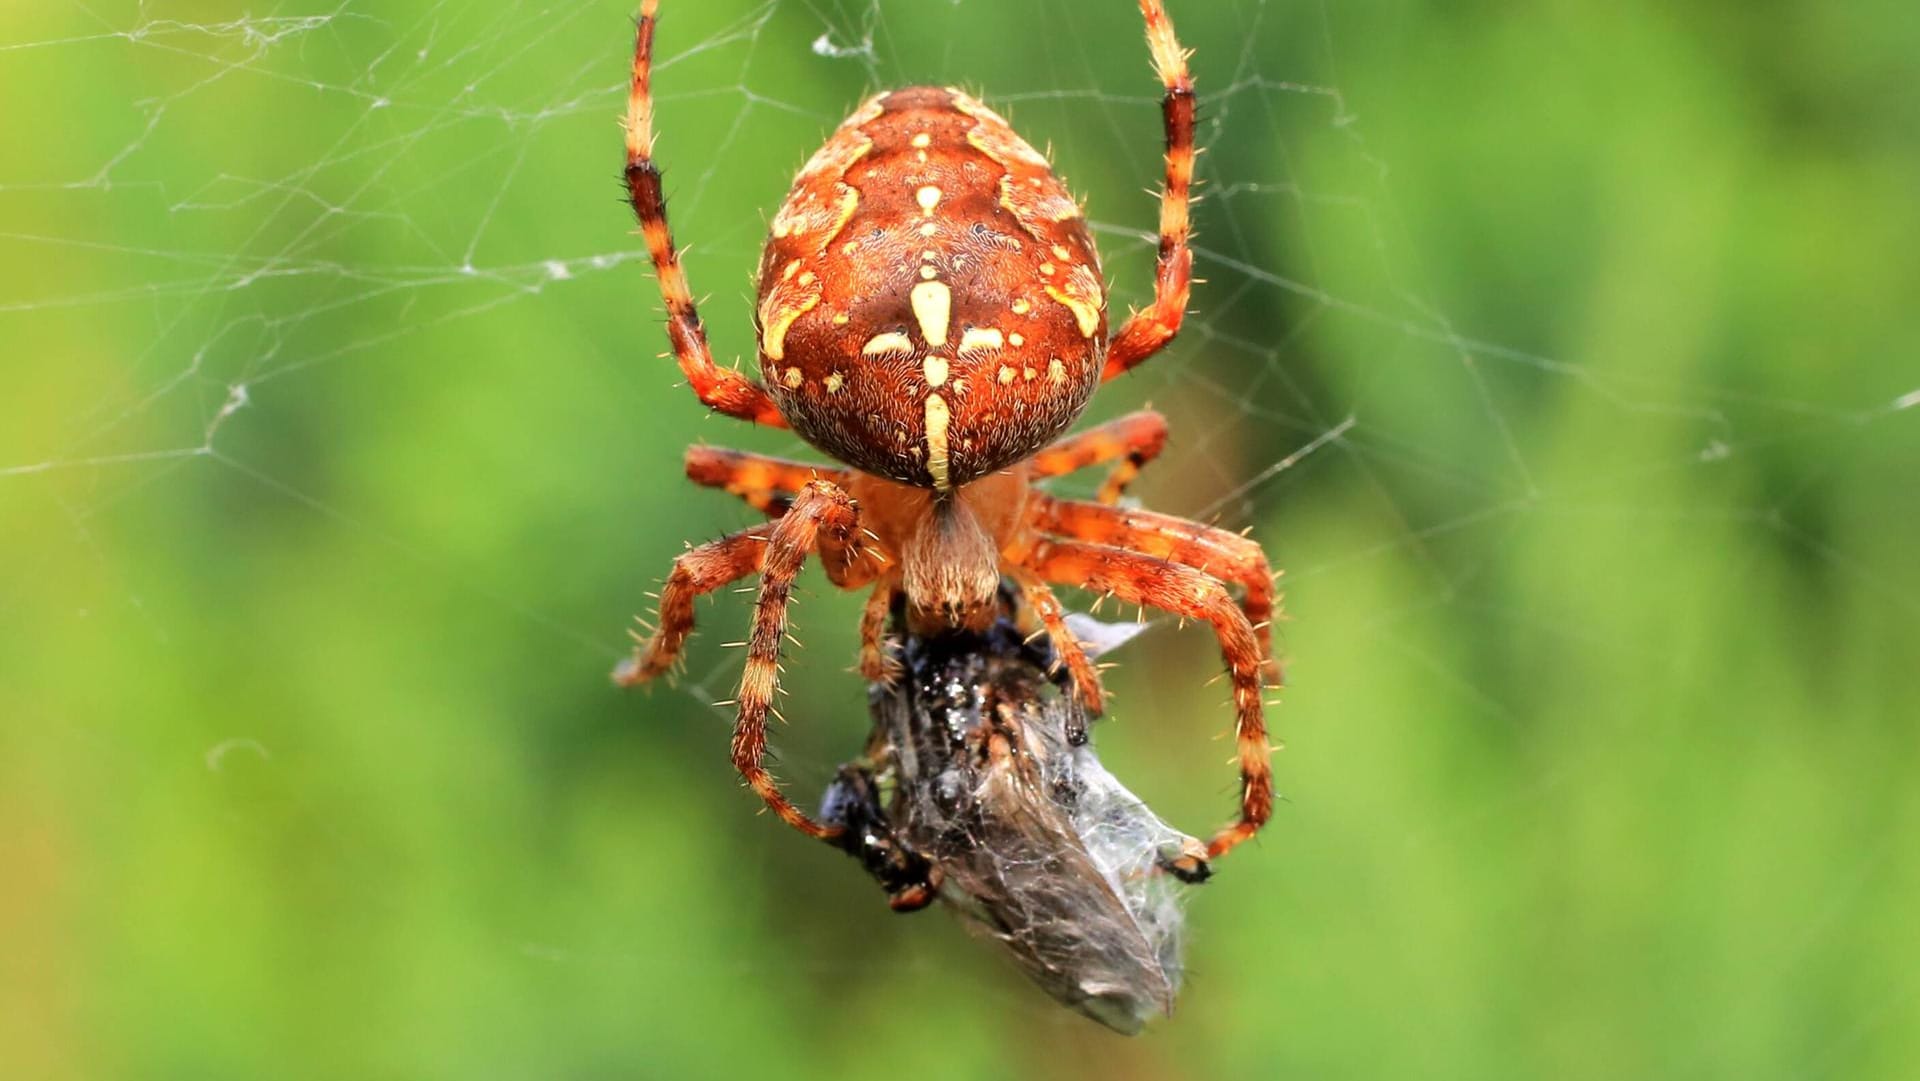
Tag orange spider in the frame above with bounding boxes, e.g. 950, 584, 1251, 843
614, 0, 1282, 861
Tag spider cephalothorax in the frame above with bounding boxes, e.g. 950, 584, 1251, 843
615, 0, 1283, 865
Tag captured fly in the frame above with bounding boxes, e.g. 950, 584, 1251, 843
822, 593, 1210, 1034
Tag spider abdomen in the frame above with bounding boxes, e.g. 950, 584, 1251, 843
756, 86, 1108, 491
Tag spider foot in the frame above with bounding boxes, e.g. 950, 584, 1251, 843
860, 645, 906, 688
612, 645, 676, 689
611, 654, 647, 688
1156, 837, 1213, 883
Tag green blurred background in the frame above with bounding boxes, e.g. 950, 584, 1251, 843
3, 0, 1917, 1077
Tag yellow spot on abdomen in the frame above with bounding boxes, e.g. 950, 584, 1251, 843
910, 280, 951, 346
925, 393, 953, 491
758, 291, 818, 361
958, 327, 1004, 354
1046, 280, 1103, 338
863, 331, 913, 357
915, 185, 942, 215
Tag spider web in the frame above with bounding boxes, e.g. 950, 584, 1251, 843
4, 0, 1917, 1076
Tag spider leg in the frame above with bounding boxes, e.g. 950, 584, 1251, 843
614, 526, 768, 687
732, 480, 864, 839
683, 444, 891, 681
1102, 0, 1196, 383
1028, 410, 1169, 505
1008, 567, 1106, 714
858, 574, 903, 685
626, 2, 786, 426
684, 445, 852, 516
1029, 493, 1282, 683
1020, 537, 1274, 860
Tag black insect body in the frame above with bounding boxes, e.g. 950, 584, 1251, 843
824, 596, 1207, 1034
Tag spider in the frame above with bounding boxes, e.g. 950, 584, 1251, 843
614, 0, 1282, 862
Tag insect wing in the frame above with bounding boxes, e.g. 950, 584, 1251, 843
826, 614, 1200, 1033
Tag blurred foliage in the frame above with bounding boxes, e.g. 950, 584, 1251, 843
2, 0, 1917, 1077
